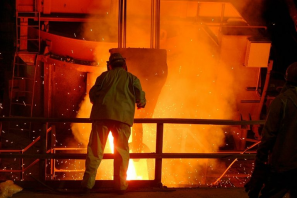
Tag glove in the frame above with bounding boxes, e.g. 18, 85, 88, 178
137, 103, 145, 109
136, 99, 146, 109
244, 163, 269, 198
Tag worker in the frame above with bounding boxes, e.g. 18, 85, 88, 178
245, 62, 297, 198
81, 53, 146, 194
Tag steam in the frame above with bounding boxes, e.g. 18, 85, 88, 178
70, 1, 241, 185
150, 22, 235, 186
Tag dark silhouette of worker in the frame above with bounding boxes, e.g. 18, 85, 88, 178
245, 62, 297, 198
81, 53, 146, 194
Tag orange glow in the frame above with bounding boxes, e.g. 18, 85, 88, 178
106, 131, 148, 180
127, 160, 138, 180
108, 132, 114, 154
70, 0, 261, 187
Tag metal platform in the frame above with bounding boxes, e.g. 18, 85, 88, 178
13, 187, 250, 198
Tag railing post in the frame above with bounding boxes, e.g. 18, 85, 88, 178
50, 125, 56, 179
155, 123, 163, 187
39, 122, 48, 181
21, 150, 24, 180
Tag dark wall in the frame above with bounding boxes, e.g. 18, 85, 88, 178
0, 0, 15, 114
233, 0, 297, 73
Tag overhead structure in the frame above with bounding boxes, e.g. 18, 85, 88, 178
1, 0, 281, 188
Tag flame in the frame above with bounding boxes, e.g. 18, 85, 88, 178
127, 159, 138, 180
107, 132, 114, 153
106, 131, 147, 180
69, 1, 258, 187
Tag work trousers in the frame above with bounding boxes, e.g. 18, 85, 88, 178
81, 120, 131, 190
260, 169, 297, 198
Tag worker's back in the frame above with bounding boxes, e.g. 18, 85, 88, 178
269, 85, 297, 172
90, 67, 142, 126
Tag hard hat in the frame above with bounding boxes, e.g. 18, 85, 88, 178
108, 53, 125, 67
285, 62, 297, 84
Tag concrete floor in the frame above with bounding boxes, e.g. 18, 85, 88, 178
12, 188, 250, 198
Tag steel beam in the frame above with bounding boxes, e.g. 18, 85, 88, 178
0, 152, 256, 160
0, 117, 265, 125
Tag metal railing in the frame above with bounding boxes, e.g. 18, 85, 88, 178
0, 117, 264, 187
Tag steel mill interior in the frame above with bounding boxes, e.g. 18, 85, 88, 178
0, 0, 297, 191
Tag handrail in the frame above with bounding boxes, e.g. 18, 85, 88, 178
0, 150, 22, 153
0, 152, 256, 160
22, 126, 52, 152
0, 117, 265, 125
0, 117, 263, 186
23, 149, 52, 172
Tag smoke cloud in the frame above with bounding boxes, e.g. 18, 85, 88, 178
69, 1, 259, 186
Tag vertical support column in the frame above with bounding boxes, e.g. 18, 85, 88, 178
219, 3, 225, 34
150, 0, 161, 49
196, 2, 200, 19
118, 0, 123, 48
155, 123, 163, 187
39, 122, 48, 181
150, 0, 155, 48
118, 0, 127, 48
252, 60, 273, 139
123, 0, 127, 48
20, 18, 28, 51
44, 63, 53, 117
38, 12, 41, 52
239, 128, 248, 150
21, 150, 24, 180
155, 0, 161, 49
50, 125, 56, 179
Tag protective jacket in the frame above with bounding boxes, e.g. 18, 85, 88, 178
256, 84, 297, 172
89, 67, 146, 126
